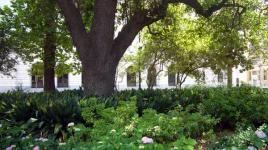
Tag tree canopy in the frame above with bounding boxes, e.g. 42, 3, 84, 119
0, 7, 17, 75
127, 0, 268, 88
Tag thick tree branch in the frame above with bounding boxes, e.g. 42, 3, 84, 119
112, 5, 168, 61
167, 0, 228, 17
168, 0, 246, 18
147, 25, 162, 36
89, 0, 117, 51
56, 0, 88, 53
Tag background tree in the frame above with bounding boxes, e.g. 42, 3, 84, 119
3, 0, 79, 92
129, 5, 211, 89
56, 0, 243, 96
125, 45, 166, 90
128, 0, 268, 89
205, 0, 268, 87
0, 7, 17, 75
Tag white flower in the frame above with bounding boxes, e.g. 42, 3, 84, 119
74, 127, 81, 132
40, 138, 48, 142
139, 145, 145, 149
248, 146, 257, 150
67, 122, 75, 127
21, 136, 29, 140
255, 130, 267, 139
125, 123, 135, 133
153, 126, 161, 132
172, 117, 178, 120
6, 136, 11, 139
141, 136, 154, 144
122, 132, 127, 136
30, 118, 38, 122
0, 124, 2, 128
36, 137, 48, 142
110, 129, 116, 133
59, 142, 66, 146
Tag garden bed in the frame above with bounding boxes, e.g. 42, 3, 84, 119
1, 86, 268, 149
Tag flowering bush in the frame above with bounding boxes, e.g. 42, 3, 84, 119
210, 124, 268, 149
61, 98, 215, 149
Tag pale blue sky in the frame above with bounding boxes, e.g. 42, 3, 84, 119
0, 0, 10, 7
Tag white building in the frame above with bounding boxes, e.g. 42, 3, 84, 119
0, 29, 264, 92
0, 32, 262, 92
0, 54, 254, 93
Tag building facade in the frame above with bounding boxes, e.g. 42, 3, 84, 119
0, 56, 254, 93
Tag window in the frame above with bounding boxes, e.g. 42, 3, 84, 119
127, 66, 136, 87
253, 79, 257, 86
264, 70, 267, 80
57, 74, 69, 88
147, 66, 157, 86
202, 71, 206, 81
32, 75, 43, 88
248, 71, 252, 81
218, 72, 223, 83
168, 71, 176, 86
236, 78, 240, 87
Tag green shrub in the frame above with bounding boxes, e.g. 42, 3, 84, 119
198, 86, 268, 128
77, 97, 216, 149
0, 91, 82, 139
115, 89, 181, 114
0, 120, 58, 149
0, 91, 31, 121
1, 86, 268, 149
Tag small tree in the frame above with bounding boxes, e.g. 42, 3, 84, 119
2, 0, 78, 92
131, 5, 210, 89
205, 0, 268, 87
0, 8, 17, 75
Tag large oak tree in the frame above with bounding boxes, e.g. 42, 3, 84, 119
56, 0, 243, 96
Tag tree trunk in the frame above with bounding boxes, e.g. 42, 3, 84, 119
227, 64, 233, 88
43, 33, 56, 92
43, 1, 56, 93
82, 59, 118, 96
138, 70, 142, 90
176, 78, 183, 90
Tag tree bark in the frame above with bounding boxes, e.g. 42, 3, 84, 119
82, 58, 118, 96
138, 70, 142, 90
43, 32, 56, 92
43, 1, 56, 92
227, 64, 233, 88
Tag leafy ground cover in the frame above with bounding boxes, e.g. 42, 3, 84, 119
0, 86, 268, 149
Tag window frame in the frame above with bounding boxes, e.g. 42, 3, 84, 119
57, 74, 69, 88
31, 75, 44, 88
126, 66, 137, 87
